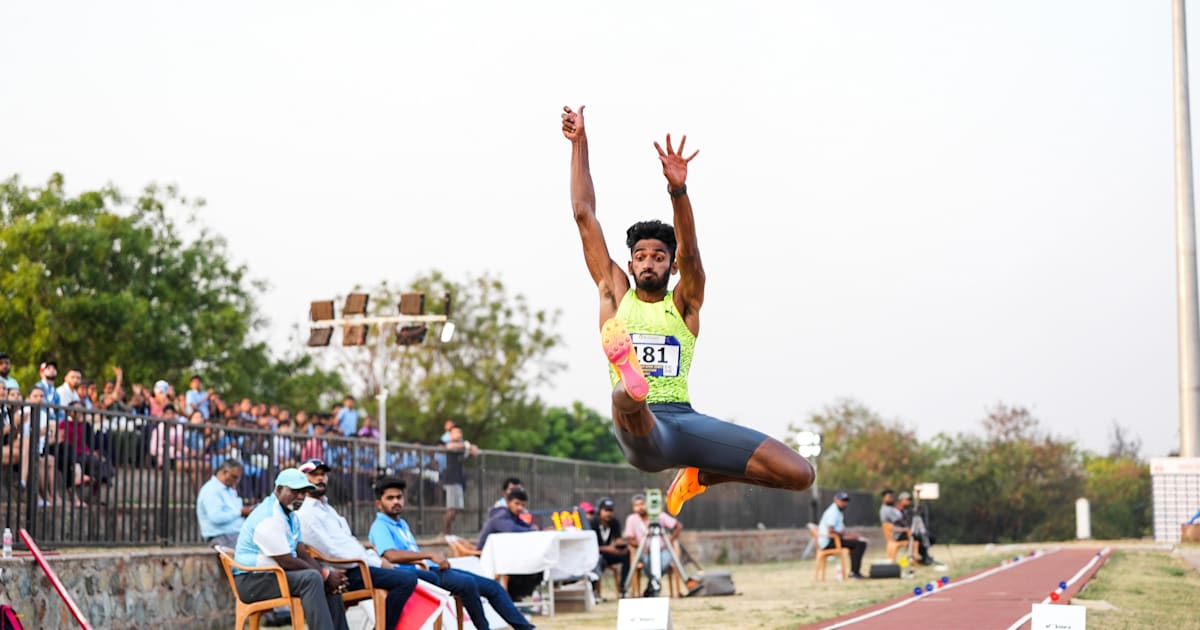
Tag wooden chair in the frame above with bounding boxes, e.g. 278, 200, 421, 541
215, 545, 304, 630
881, 522, 909, 563
306, 546, 392, 630
595, 561, 623, 600
443, 535, 481, 557
807, 524, 849, 581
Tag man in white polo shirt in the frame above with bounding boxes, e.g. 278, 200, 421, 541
296, 458, 418, 630
233, 468, 351, 630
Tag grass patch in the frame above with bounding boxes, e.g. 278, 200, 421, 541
1080, 549, 1200, 630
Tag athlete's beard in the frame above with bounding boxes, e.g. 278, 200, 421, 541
634, 270, 670, 292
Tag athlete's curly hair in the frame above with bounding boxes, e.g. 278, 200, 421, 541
625, 220, 677, 262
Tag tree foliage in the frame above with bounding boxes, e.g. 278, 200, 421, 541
0, 173, 340, 406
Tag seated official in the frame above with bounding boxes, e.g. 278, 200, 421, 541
591, 497, 631, 598
233, 468, 350, 630
196, 459, 255, 548
368, 476, 535, 630
295, 459, 418, 630
623, 494, 682, 596
477, 489, 541, 601
819, 491, 868, 579
880, 489, 933, 565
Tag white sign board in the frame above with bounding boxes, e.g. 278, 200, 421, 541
617, 597, 672, 630
1031, 603, 1086, 630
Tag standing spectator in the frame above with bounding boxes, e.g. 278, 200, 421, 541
197, 459, 255, 548
440, 426, 479, 535
149, 380, 170, 417
369, 477, 534, 630
591, 497, 631, 599
623, 494, 682, 595
299, 421, 326, 462
34, 361, 62, 419
336, 396, 358, 437
128, 384, 150, 416
78, 379, 94, 409
819, 491, 868, 579
186, 375, 211, 420
356, 415, 380, 440
57, 367, 82, 407
237, 398, 254, 423
0, 352, 19, 391
296, 460, 417, 630
439, 419, 456, 444
233, 469, 350, 630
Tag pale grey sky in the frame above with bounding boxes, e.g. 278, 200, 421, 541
0, 1, 1186, 456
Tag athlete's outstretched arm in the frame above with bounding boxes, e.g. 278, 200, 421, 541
564, 105, 629, 321
655, 134, 705, 323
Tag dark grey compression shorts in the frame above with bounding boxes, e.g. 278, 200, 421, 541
614, 402, 771, 476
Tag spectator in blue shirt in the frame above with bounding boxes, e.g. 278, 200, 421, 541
34, 361, 64, 420
233, 468, 350, 630
336, 396, 358, 437
196, 459, 255, 547
185, 374, 211, 420
368, 477, 534, 630
0, 352, 20, 391
818, 491, 867, 578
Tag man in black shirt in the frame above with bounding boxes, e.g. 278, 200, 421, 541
590, 497, 631, 598
441, 426, 479, 535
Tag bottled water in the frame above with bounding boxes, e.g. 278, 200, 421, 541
2, 528, 12, 559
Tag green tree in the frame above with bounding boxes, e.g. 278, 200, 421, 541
331, 271, 565, 448
1083, 422, 1151, 539
534, 402, 625, 463
0, 173, 338, 409
788, 398, 935, 495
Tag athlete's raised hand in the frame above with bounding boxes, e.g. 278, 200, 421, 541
562, 105, 586, 142
654, 134, 699, 190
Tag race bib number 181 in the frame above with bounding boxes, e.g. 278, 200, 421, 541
630, 334, 681, 378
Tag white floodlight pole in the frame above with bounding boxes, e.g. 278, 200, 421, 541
1175, 0, 1200, 457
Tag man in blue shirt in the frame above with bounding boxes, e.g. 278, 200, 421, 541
818, 491, 867, 578
0, 352, 19, 391
34, 361, 63, 420
336, 396, 359, 437
234, 468, 350, 630
185, 374, 210, 420
368, 477, 535, 630
196, 459, 254, 548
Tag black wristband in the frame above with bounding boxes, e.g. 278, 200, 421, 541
669, 184, 687, 198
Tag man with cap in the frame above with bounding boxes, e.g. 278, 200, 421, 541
590, 497, 631, 598
880, 489, 932, 565
0, 353, 19, 391
818, 491, 868, 578
233, 468, 350, 630
296, 458, 418, 630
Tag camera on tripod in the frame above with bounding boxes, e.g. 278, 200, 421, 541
645, 488, 664, 519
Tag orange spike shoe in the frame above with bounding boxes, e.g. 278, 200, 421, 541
601, 318, 649, 402
666, 467, 707, 516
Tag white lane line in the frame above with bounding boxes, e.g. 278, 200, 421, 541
1001, 547, 1111, 630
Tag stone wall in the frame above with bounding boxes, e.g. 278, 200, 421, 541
678, 526, 884, 565
0, 547, 231, 629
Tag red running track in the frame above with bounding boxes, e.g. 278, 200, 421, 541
800, 547, 1109, 630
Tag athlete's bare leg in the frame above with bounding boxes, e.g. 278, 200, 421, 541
611, 382, 656, 436
696, 438, 815, 491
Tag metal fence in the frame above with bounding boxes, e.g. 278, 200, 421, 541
0, 402, 873, 548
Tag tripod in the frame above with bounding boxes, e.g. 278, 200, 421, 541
623, 522, 690, 597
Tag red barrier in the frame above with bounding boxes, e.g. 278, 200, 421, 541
17, 529, 92, 630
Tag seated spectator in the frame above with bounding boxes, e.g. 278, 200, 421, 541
591, 497, 631, 598
493, 477, 523, 509
233, 469, 350, 630
623, 494, 682, 596
369, 477, 534, 630
356, 415, 380, 440
819, 491, 867, 579
477, 489, 536, 548
296, 459, 417, 630
197, 459, 255, 548
880, 489, 933, 565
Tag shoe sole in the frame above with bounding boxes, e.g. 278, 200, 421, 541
666, 466, 705, 516
601, 319, 649, 401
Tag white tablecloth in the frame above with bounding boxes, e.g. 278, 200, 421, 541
478, 529, 599, 581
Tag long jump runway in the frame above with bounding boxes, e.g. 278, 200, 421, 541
802, 547, 1109, 630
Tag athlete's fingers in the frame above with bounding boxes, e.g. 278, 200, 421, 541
563, 105, 573, 113
578, 104, 585, 116
677, 135, 687, 156
654, 141, 667, 158
665, 134, 674, 155
685, 149, 699, 162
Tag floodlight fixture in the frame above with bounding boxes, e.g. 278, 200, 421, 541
343, 325, 368, 347
310, 300, 335, 322
397, 324, 427, 346
307, 328, 334, 347
440, 322, 456, 344
795, 430, 822, 458
343, 293, 370, 316
399, 292, 425, 316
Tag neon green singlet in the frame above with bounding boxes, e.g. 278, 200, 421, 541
609, 289, 695, 403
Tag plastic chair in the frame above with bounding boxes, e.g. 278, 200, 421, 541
807, 524, 849, 581
215, 545, 304, 630
881, 522, 909, 563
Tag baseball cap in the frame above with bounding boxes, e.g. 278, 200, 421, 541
298, 458, 331, 474
579, 501, 595, 514
274, 468, 317, 491
154, 380, 170, 394
834, 491, 851, 501
598, 497, 615, 510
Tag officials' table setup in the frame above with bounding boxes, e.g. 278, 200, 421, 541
478, 529, 600, 616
